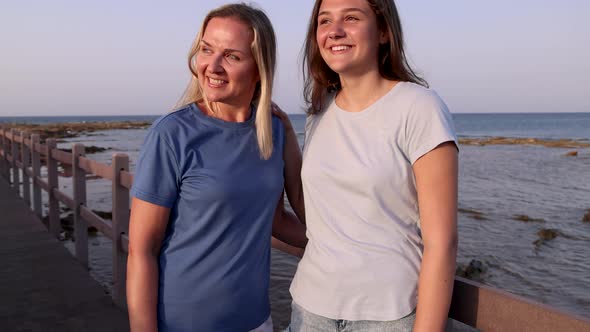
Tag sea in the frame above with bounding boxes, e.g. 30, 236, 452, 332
2, 112, 589, 328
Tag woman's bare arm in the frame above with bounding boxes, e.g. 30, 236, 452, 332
127, 197, 170, 332
272, 192, 307, 256
412, 142, 458, 332
272, 103, 305, 224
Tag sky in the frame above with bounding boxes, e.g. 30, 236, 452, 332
1, 0, 589, 116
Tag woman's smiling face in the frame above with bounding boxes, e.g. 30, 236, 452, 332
316, 0, 386, 77
195, 17, 259, 107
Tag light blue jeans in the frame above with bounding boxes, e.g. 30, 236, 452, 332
287, 302, 416, 332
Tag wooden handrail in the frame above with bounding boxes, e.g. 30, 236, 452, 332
120, 170, 134, 190
80, 206, 115, 239
0, 126, 588, 330
53, 188, 75, 210
450, 277, 590, 331
79, 156, 113, 180
51, 148, 73, 165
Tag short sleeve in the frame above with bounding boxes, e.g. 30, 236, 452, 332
405, 90, 458, 165
131, 127, 180, 208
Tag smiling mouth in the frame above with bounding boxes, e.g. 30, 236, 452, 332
330, 45, 352, 53
207, 77, 228, 87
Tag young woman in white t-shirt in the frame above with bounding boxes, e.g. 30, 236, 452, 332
283, 0, 459, 331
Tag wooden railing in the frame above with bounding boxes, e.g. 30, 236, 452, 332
0, 128, 130, 308
1, 127, 589, 331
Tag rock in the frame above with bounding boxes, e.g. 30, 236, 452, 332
9, 121, 153, 140
564, 151, 578, 157
58, 231, 69, 241
60, 145, 109, 154
533, 228, 560, 248
582, 210, 590, 223
458, 137, 590, 149
458, 208, 488, 221
456, 259, 487, 280
537, 228, 559, 240
513, 214, 545, 223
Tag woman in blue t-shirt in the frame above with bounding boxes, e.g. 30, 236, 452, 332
126, 4, 306, 332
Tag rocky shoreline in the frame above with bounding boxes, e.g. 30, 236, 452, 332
458, 136, 590, 148
1, 121, 152, 140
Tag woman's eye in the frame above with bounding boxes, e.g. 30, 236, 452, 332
226, 54, 240, 61
345, 16, 359, 21
319, 18, 330, 25
200, 47, 212, 54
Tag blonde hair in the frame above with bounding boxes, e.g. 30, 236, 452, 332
176, 3, 277, 159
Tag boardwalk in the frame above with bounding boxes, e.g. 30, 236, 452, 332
0, 177, 129, 332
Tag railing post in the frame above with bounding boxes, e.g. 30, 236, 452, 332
21, 131, 31, 208
31, 134, 43, 219
11, 129, 20, 194
46, 138, 60, 236
112, 153, 130, 308
0, 128, 7, 180
72, 143, 88, 268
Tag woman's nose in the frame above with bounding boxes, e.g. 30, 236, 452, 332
207, 55, 224, 73
328, 23, 345, 39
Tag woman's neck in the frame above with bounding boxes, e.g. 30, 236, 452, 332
336, 71, 398, 113
199, 101, 252, 122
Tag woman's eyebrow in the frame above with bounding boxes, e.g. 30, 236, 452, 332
200, 39, 246, 54
318, 7, 367, 17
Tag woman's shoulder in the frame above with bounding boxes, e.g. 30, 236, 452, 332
385, 82, 449, 115
148, 104, 197, 135
391, 81, 441, 103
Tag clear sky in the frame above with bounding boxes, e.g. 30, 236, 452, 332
1, 0, 589, 116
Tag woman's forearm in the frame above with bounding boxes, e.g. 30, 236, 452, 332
271, 103, 305, 222
282, 119, 305, 224
413, 243, 457, 332
127, 251, 160, 332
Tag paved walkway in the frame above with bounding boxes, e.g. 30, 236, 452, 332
0, 177, 129, 331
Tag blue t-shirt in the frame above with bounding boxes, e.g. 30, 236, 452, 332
131, 103, 285, 331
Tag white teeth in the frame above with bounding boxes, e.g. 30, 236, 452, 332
331, 45, 350, 51
209, 78, 226, 85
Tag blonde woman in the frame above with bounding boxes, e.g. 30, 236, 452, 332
126, 4, 306, 331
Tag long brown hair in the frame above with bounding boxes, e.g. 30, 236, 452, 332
176, 4, 277, 159
302, 0, 427, 114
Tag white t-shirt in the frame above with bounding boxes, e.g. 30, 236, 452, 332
290, 82, 457, 321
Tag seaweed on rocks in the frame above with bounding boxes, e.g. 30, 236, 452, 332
60, 146, 110, 154
533, 228, 560, 248
513, 214, 545, 223
458, 137, 590, 148
7, 121, 152, 140
456, 259, 488, 281
458, 208, 488, 220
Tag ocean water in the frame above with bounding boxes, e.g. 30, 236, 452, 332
4, 112, 590, 327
